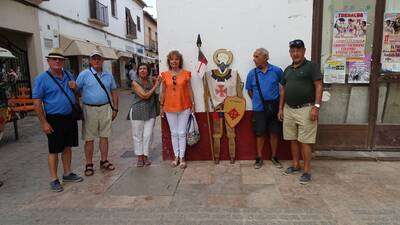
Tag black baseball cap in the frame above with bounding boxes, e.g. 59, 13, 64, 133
289, 39, 305, 48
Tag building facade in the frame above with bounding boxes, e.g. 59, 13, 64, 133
143, 11, 158, 61
158, 0, 400, 160
0, 0, 44, 96
37, 0, 147, 87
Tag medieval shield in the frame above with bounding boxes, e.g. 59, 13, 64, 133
224, 96, 246, 128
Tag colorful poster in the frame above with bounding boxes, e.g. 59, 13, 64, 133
381, 13, 400, 72
332, 12, 368, 58
323, 58, 346, 84
348, 56, 371, 84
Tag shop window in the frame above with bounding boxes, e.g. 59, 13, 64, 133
377, 0, 400, 124
319, 0, 376, 124
137, 16, 141, 32
111, 0, 117, 18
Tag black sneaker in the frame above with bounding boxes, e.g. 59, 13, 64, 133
299, 173, 312, 184
271, 157, 283, 169
283, 166, 301, 175
62, 172, 83, 183
50, 179, 63, 192
254, 157, 263, 169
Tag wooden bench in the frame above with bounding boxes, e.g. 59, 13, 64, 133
6, 98, 35, 140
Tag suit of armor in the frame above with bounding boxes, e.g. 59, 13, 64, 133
204, 67, 243, 164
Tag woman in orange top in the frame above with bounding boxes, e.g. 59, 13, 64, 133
160, 50, 195, 169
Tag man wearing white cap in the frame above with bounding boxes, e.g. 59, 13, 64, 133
75, 50, 119, 176
32, 48, 83, 192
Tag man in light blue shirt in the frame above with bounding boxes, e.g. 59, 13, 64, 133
75, 50, 119, 176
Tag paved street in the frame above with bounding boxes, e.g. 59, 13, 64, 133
0, 90, 400, 225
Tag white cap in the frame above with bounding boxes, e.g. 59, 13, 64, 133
89, 50, 103, 58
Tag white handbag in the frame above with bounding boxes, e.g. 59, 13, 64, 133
186, 113, 200, 146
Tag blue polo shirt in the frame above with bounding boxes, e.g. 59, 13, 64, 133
245, 64, 284, 111
32, 70, 76, 115
76, 67, 117, 105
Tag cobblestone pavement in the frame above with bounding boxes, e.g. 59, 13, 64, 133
0, 90, 400, 225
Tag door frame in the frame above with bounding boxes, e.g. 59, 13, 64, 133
311, 0, 393, 150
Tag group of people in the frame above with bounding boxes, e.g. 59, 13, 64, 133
32, 38, 321, 192
247, 40, 322, 184
33, 49, 119, 192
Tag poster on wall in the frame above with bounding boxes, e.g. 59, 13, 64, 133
348, 55, 371, 84
332, 12, 368, 58
381, 13, 400, 72
323, 58, 346, 84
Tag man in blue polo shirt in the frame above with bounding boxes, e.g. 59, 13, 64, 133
32, 48, 83, 192
75, 50, 119, 177
246, 48, 284, 169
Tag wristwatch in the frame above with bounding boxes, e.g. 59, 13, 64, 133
314, 103, 321, 109
113, 109, 119, 112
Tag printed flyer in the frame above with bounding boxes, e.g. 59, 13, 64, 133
382, 13, 400, 72
332, 11, 368, 58
323, 58, 346, 84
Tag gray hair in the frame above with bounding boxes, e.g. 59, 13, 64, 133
255, 48, 269, 60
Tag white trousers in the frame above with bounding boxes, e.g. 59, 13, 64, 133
165, 108, 191, 158
131, 118, 156, 156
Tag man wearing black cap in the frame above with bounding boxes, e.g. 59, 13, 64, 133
278, 40, 323, 184
32, 48, 83, 192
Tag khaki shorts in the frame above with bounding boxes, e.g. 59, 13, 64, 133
82, 104, 112, 141
283, 105, 317, 144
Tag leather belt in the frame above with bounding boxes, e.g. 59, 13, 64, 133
84, 103, 108, 107
287, 103, 313, 109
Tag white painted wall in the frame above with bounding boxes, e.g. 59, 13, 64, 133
157, 0, 314, 111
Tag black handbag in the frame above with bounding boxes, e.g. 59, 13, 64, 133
46, 71, 83, 121
254, 68, 279, 119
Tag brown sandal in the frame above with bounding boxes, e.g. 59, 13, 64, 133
170, 157, 179, 168
84, 163, 94, 176
100, 160, 115, 171
179, 159, 187, 169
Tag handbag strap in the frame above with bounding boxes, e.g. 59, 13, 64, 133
254, 68, 267, 111
89, 68, 116, 111
186, 113, 199, 133
46, 71, 75, 108
186, 113, 193, 132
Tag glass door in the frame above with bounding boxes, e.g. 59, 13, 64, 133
373, 0, 400, 149
315, 0, 377, 149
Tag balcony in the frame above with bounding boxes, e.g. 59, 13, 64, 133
89, 0, 109, 27
149, 40, 158, 52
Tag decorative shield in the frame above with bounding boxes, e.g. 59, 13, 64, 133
224, 96, 246, 128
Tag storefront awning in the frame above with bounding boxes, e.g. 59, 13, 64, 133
97, 46, 118, 60
60, 35, 118, 60
134, 52, 157, 63
116, 51, 133, 59
60, 35, 98, 57
0, 47, 15, 58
